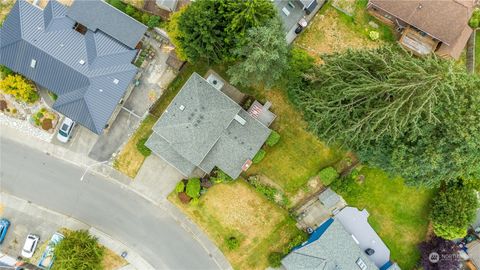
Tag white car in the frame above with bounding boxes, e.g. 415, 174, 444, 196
21, 234, 39, 258
57, 117, 75, 143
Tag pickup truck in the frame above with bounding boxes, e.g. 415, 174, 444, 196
38, 232, 64, 270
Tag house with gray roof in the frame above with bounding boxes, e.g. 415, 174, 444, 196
0, 0, 146, 134
283, 207, 401, 270
146, 73, 271, 179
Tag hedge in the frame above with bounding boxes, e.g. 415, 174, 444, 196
252, 149, 266, 164
186, 178, 201, 198
266, 131, 281, 147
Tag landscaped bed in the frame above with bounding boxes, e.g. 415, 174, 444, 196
332, 167, 434, 269
169, 180, 305, 270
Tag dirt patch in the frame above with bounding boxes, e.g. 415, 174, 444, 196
102, 247, 128, 270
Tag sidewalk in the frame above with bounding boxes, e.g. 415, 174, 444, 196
0, 123, 233, 270
0, 193, 152, 270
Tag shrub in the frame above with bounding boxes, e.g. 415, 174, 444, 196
211, 169, 233, 183
186, 178, 201, 198
36, 112, 44, 119
42, 118, 53, 130
225, 236, 239, 250
190, 197, 199, 206
147, 16, 161, 29
318, 167, 339, 186
369, 30, 380, 41
136, 137, 152, 157
0, 65, 13, 76
252, 149, 266, 164
53, 230, 104, 270
178, 192, 191, 204
175, 181, 185, 193
282, 234, 307, 254
0, 100, 6, 111
107, 0, 127, 12
200, 178, 213, 188
419, 236, 460, 270
469, 8, 480, 28
430, 180, 479, 239
266, 131, 281, 147
125, 4, 136, 16
268, 252, 284, 268
0, 74, 39, 103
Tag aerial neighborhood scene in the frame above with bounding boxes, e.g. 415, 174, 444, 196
0, 0, 480, 269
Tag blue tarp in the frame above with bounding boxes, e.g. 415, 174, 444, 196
292, 218, 334, 251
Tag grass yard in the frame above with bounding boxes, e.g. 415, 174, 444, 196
0, 0, 14, 25
295, 1, 394, 62
333, 167, 434, 269
169, 180, 305, 270
113, 115, 157, 178
245, 88, 342, 196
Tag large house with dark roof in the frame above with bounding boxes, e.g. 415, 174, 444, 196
367, 0, 476, 59
0, 0, 146, 134
146, 73, 272, 179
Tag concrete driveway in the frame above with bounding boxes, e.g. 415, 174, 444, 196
131, 155, 184, 204
51, 117, 98, 157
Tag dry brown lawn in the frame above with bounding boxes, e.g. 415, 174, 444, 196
170, 180, 304, 270
0, 0, 14, 24
295, 5, 380, 62
102, 247, 128, 270
113, 115, 157, 178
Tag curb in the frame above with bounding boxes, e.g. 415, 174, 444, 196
0, 192, 154, 270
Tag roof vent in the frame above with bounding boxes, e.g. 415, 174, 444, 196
234, 114, 246, 125
179, 105, 185, 111
113, 78, 119, 84
99, 89, 103, 92
79, 59, 85, 65
30, 59, 37, 69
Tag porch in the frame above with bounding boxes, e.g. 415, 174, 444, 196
399, 26, 439, 56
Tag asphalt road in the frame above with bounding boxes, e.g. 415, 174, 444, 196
0, 137, 219, 270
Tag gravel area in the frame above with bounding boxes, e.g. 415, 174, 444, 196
0, 113, 53, 142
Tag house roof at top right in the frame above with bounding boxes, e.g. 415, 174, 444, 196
368, 0, 475, 46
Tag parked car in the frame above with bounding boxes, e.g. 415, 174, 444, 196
0, 218, 10, 244
21, 234, 39, 258
38, 232, 64, 270
57, 117, 75, 143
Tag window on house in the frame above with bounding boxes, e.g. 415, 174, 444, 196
30, 59, 37, 68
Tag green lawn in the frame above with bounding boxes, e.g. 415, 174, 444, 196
333, 167, 434, 269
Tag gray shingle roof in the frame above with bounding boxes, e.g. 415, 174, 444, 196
0, 0, 143, 134
282, 219, 379, 270
67, 0, 147, 49
147, 73, 271, 178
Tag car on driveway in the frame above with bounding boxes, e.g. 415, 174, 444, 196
21, 234, 39, 258
0, 218, 10, 244
57, 117, 75, 143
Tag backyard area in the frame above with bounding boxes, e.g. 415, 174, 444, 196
169, 180, 304, 270
332, 167, 434, 269
295, 0, 394, 61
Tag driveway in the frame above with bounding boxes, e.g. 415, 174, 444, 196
0, 137, 223, 270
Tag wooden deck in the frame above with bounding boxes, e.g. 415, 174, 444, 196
399, 26, 439, 56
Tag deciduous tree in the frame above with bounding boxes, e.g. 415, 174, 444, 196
0, 74, 39, 103
419, 236, 460, 270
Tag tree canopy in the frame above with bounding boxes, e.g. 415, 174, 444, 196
167, 0, 276, 63
419, 236, 461, 270
288, 46, 480, 186
227, 17, 288, 88
53, 230, 104, 270
430, 180, 479, 239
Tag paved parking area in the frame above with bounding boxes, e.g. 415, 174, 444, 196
0, 196, 87, 259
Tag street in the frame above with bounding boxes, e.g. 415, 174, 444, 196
0, 137, 219, 270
